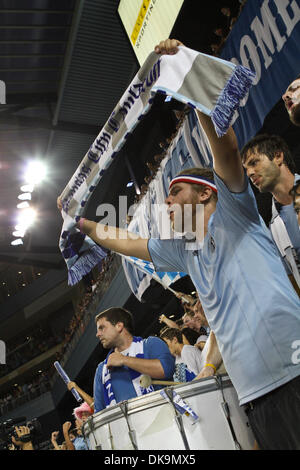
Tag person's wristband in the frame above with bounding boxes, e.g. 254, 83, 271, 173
204, 363, 217, 373
79, 218, 86, 233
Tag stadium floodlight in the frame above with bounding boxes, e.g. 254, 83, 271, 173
12, 231, 25, 238
17, 201, 30, 209
16, 208, 37, 230
24, 161, 47, 186
11, 239, 23, 246
18, 193, 32, 201
20, 184, 34, 193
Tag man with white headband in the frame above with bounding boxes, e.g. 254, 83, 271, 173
78, 39, 300, 449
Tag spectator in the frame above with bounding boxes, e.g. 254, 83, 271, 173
241, 134, 300, 289
11, 426, 34, 451
62, 422, 79, 451
291, 181, 300, 225
181, 327, 200, 346
73, 402, 93, 423
182, 311, 208, 350
72, 419, 89, 450
159, 304, 208, 349
93, 307, 175, 413
67, 382, 94, 409
79, 38, 300, 449
160, 328, 203, 377
51, 431, 61, 450
282, 74, 300, 127
193, 299, 210, 337
159, 313, 181, 330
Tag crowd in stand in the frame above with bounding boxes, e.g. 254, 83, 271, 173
158, 292, 218, 381
0, 252, 118, 417
0, 369, 52, 416
32, 289, 213, 450
210, 1, 248, 56
41, 293, 212, 451
0, 329, 61, 379
53, 252, 117, 367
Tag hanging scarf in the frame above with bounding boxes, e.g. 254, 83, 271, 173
102, 336, 154, 408
58, 46, 255, 285
173, 362, 196, 383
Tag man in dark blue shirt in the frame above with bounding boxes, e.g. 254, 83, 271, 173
93, 307, 175, 413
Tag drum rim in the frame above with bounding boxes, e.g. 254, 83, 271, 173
84, 374, 232, 430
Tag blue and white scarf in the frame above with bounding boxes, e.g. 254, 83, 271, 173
59, 46, 255, 285
173, 362, 196, 383
102, 336, 154, 408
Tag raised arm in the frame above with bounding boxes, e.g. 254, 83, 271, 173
79, 220, 151, 261
62, 422, 75, 451
196, 112, 245, 192
154, 38, 245, 193
195, 331, 223, 379
159, 314, 180, 329
51, 431, 61, 450
67, 381, 94, 409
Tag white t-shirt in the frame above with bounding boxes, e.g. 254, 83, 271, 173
180, 345, 203, 375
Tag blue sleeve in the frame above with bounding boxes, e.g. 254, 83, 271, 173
214, 170, 262, 231
93, 363, 105, 413
144, 336, 175, 380
148, 238, 187, 274
74, 437, 89, 450
279, 203, 300, 259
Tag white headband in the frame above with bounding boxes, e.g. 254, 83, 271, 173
169, 175, 217, 193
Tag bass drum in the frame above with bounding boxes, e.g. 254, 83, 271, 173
83, 375, 255, 450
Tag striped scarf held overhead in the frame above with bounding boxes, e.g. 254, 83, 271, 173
59, 46, 255, 285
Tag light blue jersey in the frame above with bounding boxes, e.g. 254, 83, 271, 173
148, 172, 300, 406
73, 436, 89, 450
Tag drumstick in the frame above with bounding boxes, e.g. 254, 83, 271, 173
140, 374, 183, 388
54, 361, 82, 402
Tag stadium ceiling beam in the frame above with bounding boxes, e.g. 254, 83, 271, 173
0, 10, 74, 14
0, 113, 100, 136
51, 0, 85, 127
0, 254, 65, 270
0, 243, 60, 256
0, 245, 60, 255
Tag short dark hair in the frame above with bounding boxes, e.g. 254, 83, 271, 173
181, 327, 200, 345
95, 307, 134, 335
177, 167, 217, 201
160, 328, 183, 344
241, 134, 296, 174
